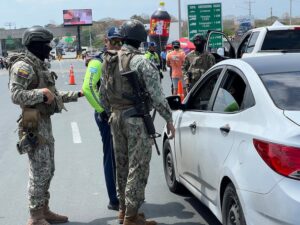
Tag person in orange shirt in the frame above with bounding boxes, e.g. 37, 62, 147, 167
166, 40, 186, 96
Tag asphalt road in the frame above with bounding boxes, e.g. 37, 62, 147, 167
0, 58, 222, 225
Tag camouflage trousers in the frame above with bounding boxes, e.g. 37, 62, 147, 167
27, 116, 55, 210
110, 111, 152, 217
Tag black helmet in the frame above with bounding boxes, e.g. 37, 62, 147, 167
120, 19, 147, 42
192, 34, 206, 43
22, 26, 53, 46
172, 40, 180, 47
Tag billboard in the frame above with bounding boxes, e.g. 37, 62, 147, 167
63, 9, 92, 26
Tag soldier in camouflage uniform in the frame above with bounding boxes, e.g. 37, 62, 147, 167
182, 34, 216, 90
8, 26, 83, 225
100, 20, 175, 225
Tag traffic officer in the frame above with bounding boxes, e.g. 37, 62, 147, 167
82, 26, 123, 211
144, 42, 163, 79
182, 34, 215, 90
100, 19, 175, 225
8, 26, 83, 225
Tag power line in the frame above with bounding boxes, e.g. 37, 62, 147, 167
244, 0, 255, 17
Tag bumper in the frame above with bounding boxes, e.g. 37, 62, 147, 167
240, 178, 300, 225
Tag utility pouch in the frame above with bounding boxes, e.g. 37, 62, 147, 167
16, 132, 38, 155
21, 108, 40, 131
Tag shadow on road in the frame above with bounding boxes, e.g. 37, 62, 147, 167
184, 197, 222, 225
141, 202, 195, 220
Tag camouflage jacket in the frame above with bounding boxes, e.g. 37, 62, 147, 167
100, 44, 173, 123
9, 51, 79, 116
182, 50, 215, 85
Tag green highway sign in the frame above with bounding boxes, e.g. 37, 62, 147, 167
188, 3, 222, 48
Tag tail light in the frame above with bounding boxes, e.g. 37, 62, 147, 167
253, 139, 300, 180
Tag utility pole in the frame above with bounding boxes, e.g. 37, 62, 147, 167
178, 0, 182, 38
270, 7, 273, 24
244, 0, 255, 17
289, 0, 292, 25
4, 22, 15, 30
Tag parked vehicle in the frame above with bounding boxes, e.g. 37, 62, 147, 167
207, 23, 300, 59
163, 54, 300, 225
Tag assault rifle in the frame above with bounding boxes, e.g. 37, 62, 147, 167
121, 71, 161, 155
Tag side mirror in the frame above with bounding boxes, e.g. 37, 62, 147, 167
166, 95, 183, 110
217, 47, 225, 57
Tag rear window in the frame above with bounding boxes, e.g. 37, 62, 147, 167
261, 30, 300, 51
260, 72, 300, 110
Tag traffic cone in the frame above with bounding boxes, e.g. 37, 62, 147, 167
177, 79, 184, 102
69, 64, 76, 85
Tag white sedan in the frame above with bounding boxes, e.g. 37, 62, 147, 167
163, 54, 300, 225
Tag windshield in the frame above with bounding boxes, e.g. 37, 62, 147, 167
261, 30, 300, 51
260, 72, 300, 110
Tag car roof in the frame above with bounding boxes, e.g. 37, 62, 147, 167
250, 25, 300, 32
241, 54, 300, 75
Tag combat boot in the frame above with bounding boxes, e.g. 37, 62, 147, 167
123, 214, 157, 225
26, 208, 50, 225
118, 210, 145, 224
43, 201, 68, 224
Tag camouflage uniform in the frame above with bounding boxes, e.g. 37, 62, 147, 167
9, 51, 79, 210
182, 50, 215, 89
100, 45, 172, 217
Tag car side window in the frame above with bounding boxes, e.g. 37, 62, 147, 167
213, 69, 246, 113
188, 68, 223, 111
245, 31, 259, 53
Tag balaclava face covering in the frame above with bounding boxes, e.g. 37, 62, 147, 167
195, 41, 206, 53
27, 41, 52, 61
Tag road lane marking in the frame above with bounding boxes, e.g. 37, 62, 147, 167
71, 122, 82, 144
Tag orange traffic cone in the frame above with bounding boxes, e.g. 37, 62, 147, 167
69, 64, 76, 85
177, 80, 184, 102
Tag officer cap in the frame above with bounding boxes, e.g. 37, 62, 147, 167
107, 27, 122, 39
22, 26, 53, 46
172, 40, 180, 47
192, 34, 206, 43
120, 19, 147, 43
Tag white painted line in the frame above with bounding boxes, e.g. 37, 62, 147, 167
71, 122, 82, 144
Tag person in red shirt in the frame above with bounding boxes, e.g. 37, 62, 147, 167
166, 41, 186, 96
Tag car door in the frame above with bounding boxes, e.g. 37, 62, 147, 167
195, 66, 251, 204
178, 67, 224, 188
206, 30, 236, 61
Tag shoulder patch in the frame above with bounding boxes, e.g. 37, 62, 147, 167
17, 65, 31, 78
89, 67, 98, 74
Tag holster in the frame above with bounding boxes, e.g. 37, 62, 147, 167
17, 108, 40, 155
21, 107, 40, 131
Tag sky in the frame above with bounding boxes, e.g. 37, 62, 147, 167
0, 0, 299, 28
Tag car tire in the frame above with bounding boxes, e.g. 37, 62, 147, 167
163, 139, 182, 193
222, 183, 247, 225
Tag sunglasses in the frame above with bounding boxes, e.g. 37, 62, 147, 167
109, 39, 123, 46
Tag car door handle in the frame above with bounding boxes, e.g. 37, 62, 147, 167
189, 122, 197, 129
220, 124, 230, 133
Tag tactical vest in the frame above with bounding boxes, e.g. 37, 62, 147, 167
102, 49, 141, 111
188, 52, 213, 84
10, 54, 63, 116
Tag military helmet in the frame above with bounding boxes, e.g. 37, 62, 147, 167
107, 26, 122, 39
120, 19, 147, 42
172, 40, 180, 47
192, 34, 206, 43
22, 26, 53, 46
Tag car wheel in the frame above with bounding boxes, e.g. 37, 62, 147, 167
222, 183, 247, 225
163, 139, 182, 193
